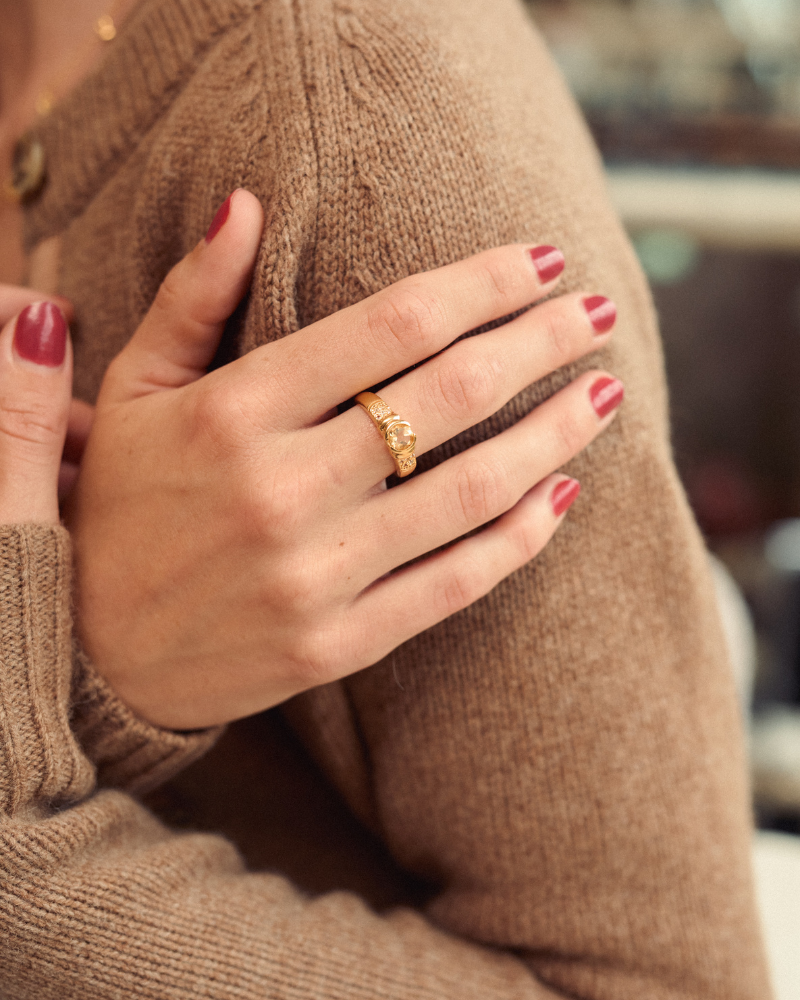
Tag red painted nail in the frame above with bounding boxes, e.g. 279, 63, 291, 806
14, 302, 67, 367
590, 376, 624, 418
205, 193, 234, 243
529, 245, 565, 284
551, 478, 581, 517
584, 295, 617, 334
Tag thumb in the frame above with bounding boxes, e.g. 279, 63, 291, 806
102, 188, 264, 404
0, 302, 71, 525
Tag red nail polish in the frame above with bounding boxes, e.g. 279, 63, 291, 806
584, 295, 617, 334
14, 302, 67, 367
529, 245, 565, 284
205, 193, 233, 243
590, 376, 624, 418
551, 478, 581, 517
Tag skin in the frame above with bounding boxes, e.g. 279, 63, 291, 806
0, 0, 141, 282
0, 4, 621, 730
0, 194, 620, 729
64, 191, 621, 729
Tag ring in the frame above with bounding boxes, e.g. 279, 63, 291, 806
355, 391, 417, 477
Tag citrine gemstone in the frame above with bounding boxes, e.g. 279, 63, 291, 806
387, 423, 414, 451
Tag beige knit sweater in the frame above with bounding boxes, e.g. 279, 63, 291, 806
1, 0, 772, 997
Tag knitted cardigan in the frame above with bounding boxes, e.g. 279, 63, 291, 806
1, 0, 772, 997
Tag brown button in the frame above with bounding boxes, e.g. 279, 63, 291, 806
6, 134, 46, 203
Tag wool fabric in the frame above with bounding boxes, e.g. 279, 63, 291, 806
1, 0, 772, 997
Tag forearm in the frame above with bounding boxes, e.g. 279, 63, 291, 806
0, 525, 566, 1000
27, 0, 770, 991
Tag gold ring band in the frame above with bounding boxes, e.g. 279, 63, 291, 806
355, 391, 417, 477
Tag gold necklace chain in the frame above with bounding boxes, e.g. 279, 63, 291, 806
3, 2, 123, 204
34, 4, 123, 118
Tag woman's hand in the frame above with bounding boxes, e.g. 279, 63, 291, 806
0, 284, 95, 507
68, 190, 623, 730
0, 294, 71, 524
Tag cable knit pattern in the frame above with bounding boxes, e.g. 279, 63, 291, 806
1, 0, 773, 997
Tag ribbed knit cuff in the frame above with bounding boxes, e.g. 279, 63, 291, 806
71, 647, 223, 796
0, 524, 93, 815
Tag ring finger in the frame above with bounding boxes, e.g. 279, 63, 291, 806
321, 291, 616, 492
352, 369, 623, 585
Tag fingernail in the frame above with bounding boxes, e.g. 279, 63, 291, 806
584, 295, 617, 334
205, 192, 234, 243
14, 302, 68, 367
529, 245, 565, 284
551, 477, 581, 517
590, 375, 624, 418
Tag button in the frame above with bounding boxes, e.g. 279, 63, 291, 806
5, 134, 46, 203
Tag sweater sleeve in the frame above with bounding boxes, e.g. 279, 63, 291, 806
0, 524, 580, 999
228, 2, 773, 998
0, 522, 217, 801
70, 644, 221, 796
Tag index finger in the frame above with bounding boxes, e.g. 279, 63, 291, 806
237, 243, 565, 429
0, 285, 74, 326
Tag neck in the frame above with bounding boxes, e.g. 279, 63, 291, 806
0, 0, 139, 123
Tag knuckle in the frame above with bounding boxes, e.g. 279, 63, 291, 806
479, 253, 526, 305
151, 267, 183, 322
450, 459, 509, 529
0, 395, 64, 451
552, 407, 589, 459
436, 558, 486, 618
540, 307, 579, 364
368, 281, 446, 356
190, 379, 245, 445
289, 623, 345, 689
275, 556, 319, 613
506, 515, 546, 566
429, 352, 498, 422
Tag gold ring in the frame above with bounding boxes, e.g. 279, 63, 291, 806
355, 391, 417, 477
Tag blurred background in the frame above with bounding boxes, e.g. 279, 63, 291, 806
524, 1, 800, 990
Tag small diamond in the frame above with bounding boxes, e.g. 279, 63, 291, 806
369, 402, 391, 421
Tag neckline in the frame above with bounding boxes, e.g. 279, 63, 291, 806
22, 0, 260, 250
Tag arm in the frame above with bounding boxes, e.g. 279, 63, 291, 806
3, 217, 611, 998
20, 0, 769, 990
0, 528, 557, 1000
253, 1, 771, 997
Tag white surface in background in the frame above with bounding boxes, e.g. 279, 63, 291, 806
752, 708, 800, 809
766, 519, 800, 573
715, 0, 796, 46
710, 557, 800, 996
754, 831, 800, 1000
606, 167, 800, 251
709, 553, 756, 715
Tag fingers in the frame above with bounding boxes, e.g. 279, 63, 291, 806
325, 291, 617, 489
101, 189, 264, 404
0, 302, 72, 524
0, 284, 73, 326
235, 243, 567, 428
349, 473, 581, 666
353, 370, 622, 583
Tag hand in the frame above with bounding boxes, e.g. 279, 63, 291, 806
68, 190, 623, 730
0, 295, 71, 525
0, 284, 95, 506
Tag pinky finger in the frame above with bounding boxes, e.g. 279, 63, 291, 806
351, 473, 580, 663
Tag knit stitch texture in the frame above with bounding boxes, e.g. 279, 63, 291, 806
1, 0, 773, 997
